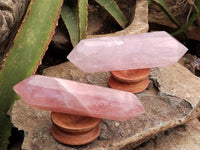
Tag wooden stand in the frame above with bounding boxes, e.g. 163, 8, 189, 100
108, 68, 151, 93
51, 112, 101, 145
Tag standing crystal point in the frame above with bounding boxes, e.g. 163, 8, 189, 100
67, 31, 188, 73
13, 75, 145, 121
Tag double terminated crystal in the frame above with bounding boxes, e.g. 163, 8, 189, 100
14, 75, 145, 121
68, 31, 188, 73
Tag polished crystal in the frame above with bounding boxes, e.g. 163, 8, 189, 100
67, 31, 188, 72
13, 75, 145, 121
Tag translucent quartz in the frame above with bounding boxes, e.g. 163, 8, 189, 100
67, 31, 188, 73
13, 75, 145, 121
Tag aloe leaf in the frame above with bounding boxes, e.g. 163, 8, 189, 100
78, 0, 88, 40
148, 0, 152, 4
61, 0, 79, 47
172, 0, 200, 36
95, 0, 128, 28
151, 0, 181, 28
0, 0, 63, 149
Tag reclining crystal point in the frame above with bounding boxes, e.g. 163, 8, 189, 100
13, 75, 145, 121
67, 31, 188, 73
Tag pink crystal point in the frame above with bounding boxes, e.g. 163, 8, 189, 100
13, 75, 145, 121
67, 31, 188, 73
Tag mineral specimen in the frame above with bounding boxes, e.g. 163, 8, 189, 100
13, 75, 145, 121
67, 31, 188, 72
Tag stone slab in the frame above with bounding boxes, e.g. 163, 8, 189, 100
9, 62, 200, 150
151, 63, 200, 119
135, 119, 200, 150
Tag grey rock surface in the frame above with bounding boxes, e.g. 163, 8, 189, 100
9, 62, 200, 150
0, 0, 30, 67
151, 63, 200, 119
135, 119, 200, 150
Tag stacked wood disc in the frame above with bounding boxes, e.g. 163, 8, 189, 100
108, 68, 151, 93
51, 112, 101, 145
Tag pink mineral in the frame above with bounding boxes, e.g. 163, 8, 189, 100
67, 31, 188, 73
13, 75, 145, 121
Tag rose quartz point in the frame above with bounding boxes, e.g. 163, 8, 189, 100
67, 31, 188, 73
13, 75, 145, 121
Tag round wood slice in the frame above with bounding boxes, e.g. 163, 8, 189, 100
110, 68, 151, 83
108, 69, 150, 93
51, 112, 101, 145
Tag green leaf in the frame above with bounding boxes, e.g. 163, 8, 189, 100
151, 0, 181, 28
0, 0, 63, 149
172, 1, 200, 36
61, 0, 79, 47
148, 0, 152, 4
78, 0, 88, 40
95, 0, 128, 28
